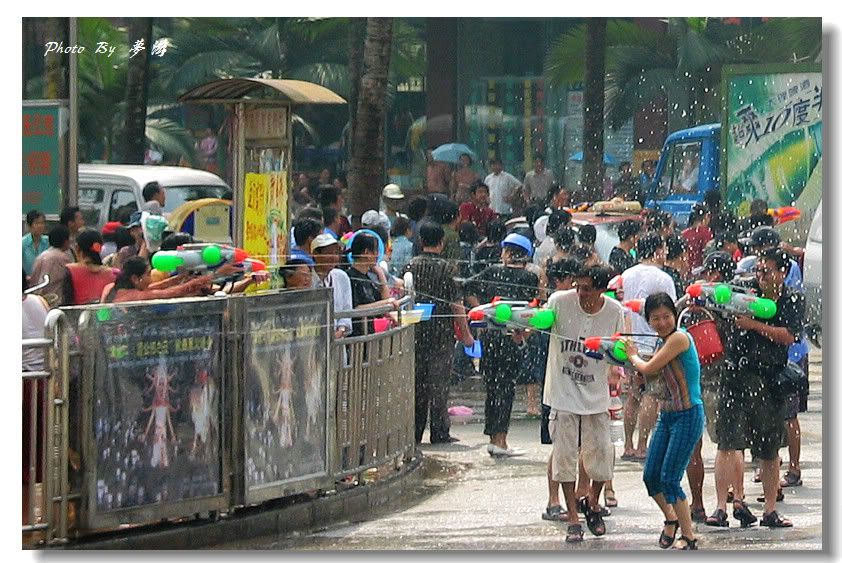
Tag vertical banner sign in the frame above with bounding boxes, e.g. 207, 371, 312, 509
243, 301, 329, 500
22, 102, 64, 215
267, 172, 288, 288
243, 173, 270, 291
723, 68, 823, 222
93, 310, 223, 512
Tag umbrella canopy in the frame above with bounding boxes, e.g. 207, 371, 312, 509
432, 143, 477, 164
569, 151, 618, 166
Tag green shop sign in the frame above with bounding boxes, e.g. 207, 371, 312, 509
22, 100, 66, 216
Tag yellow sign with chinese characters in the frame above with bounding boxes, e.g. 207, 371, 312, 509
243, 172, 288, 291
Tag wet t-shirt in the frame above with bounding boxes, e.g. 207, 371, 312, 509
730, 283, 804, 370
346, 266, 383, 337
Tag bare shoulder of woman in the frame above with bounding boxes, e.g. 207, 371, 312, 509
668, 330, 691, 351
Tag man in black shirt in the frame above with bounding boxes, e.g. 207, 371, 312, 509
609, 219, 640, 275
715, 247, 803, 529
404, 222, 474, 444
465, 234, 539, 457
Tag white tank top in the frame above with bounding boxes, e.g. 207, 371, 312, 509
22, 295, 49, 371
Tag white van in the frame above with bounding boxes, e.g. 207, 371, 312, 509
803, 200, 822, 347
77, 164, 232, 231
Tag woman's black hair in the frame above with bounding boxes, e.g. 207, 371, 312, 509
458, 221, 480, 245
390, 216, 411, 238
75, 229, 104, 265
546, 257, 583, 287
688, 202, 710, 226
644, 292, 678, 323
406, 196, 428, 222
26, 209, 45, 226
105, 256, 149, 303
160, 232, 195, 251
470, 180, 489, 195
114, 227, 136, 251
665, 233, 688, 261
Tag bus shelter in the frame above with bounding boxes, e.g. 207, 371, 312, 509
178, 79, 345, 287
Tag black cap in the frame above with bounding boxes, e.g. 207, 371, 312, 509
750, 226, 781, 248
702, 251, 736, 281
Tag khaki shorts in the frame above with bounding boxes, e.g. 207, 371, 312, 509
549, 409, 614, 483
701, 385, 719, 444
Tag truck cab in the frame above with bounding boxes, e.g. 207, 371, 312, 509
647, 123, 721, 226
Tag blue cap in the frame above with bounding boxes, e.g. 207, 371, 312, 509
501, 233, 533, 258
289, 248, 316, 266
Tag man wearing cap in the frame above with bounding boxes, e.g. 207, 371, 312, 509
465, 233, 539, 458
100, 221, 123, 260
112, 211, 147, 269
678, 252, 738, 525
361, 209, 392, 232
381, 184, 407, 226
403, 221, 474, 444
311, 233, 353, 339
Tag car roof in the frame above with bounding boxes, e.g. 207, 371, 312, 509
571, 212, 643, 226
78, 164, 229, 188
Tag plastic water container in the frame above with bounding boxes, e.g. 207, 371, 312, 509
608, 388, 624, 447
416, 303, 435, 321
373, 317, 390, 333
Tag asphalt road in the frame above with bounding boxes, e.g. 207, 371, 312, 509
219, 349, 823, 551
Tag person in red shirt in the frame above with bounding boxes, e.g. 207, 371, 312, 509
681, 203, 713, 271
458, 181, 497, 237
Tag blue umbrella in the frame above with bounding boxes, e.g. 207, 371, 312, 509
431, 143, 477, 164
569, 151, 618, 166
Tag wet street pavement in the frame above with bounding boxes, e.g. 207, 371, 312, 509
219, 349, 823, 550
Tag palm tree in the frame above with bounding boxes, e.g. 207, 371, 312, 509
117, 18, 153, 164
348, 18, 393, 219
581, 18, 607, 201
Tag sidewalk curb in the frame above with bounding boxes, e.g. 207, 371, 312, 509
54, 454, 424, 550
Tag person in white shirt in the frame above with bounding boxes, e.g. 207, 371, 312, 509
523, 154, 555, 204
620, 232, 676, 460
484, 158, 522, 216
543, 265, 625, 542
311, 234, 353, 338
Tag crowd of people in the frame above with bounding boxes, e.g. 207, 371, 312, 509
23, 155, 810, 549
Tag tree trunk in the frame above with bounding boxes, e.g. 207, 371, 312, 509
346, 18, 367, 163
582, 18, 606, 202
348, 18, 393, 221
116, 18, 153, 164
43, 18, 68, 99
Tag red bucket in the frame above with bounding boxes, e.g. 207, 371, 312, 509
678, 309, 724, 366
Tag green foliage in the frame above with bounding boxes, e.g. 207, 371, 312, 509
145, 118, 201, 168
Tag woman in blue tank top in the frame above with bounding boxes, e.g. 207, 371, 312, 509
622, 292, 704, 550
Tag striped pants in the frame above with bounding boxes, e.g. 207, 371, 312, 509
643, 404, 705, 504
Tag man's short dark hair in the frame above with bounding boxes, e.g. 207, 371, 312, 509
553, 225, 576, 251
577, 265, 614, 290
546, 209, 572, 236
349, 232, 379, 257
637, 232, 664, 260
486, 220, 506, 244
293, 218, 322, 246
750, 198, 769, 216
406, 196, 428, 222
319, 186, 342, 208
665, 233, 687, 261
759, 246, 791, 274
322, 206, 339, 228
546, 257, 582, 287
618, 219, 642, 242
459, 222, 480, 245
649, 211, 673, 233
142, 182, 162, 202
470, 181, 489, 196
59, 206, 80, 226
48, 225, 70, 248
577, 224, 596, 246
390, 216, 411, 238
419, 221, 445, 248
160, 232, 194, 251
26, 209, 45, 226
297, 206, 324, 224
280, 258, 312, 282
703, 189, 722, 210
570, 244, 594, 263
488, 157, 501, 166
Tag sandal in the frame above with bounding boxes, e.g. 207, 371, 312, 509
659, 519, 678, 549
584, 502, 606, 536
732, 500, 758, 528
690, 507, 707, 523
620, 452, 637, 461
780, 470, 802, 488
757, 489, 785, 503
541, 504, 567, 521
604, 490, 618, 508
566, 522, 585, 543
577, 496, 610, 517
704, 508, 729, 527
673, 535, 699, 550
759, 510, 793, 528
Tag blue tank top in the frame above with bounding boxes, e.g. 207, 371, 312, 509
656, 329, 703, 412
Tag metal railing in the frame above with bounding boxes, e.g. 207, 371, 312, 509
27, 288, 418, 544
22, 309, 71, 546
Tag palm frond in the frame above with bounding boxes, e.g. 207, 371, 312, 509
145, 118, 201, 167
287, 63, 350, 98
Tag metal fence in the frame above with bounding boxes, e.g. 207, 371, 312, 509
23, 288, 416, 545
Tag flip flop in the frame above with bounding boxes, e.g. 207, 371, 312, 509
566, 523, 584, 543
620, 453, 636, 461
604, 490, 618, 508
780, 471, 802, 488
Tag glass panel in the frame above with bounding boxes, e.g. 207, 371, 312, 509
109, 190, 137, 223
78, 188, 104, 227
162, 185, 234, 213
